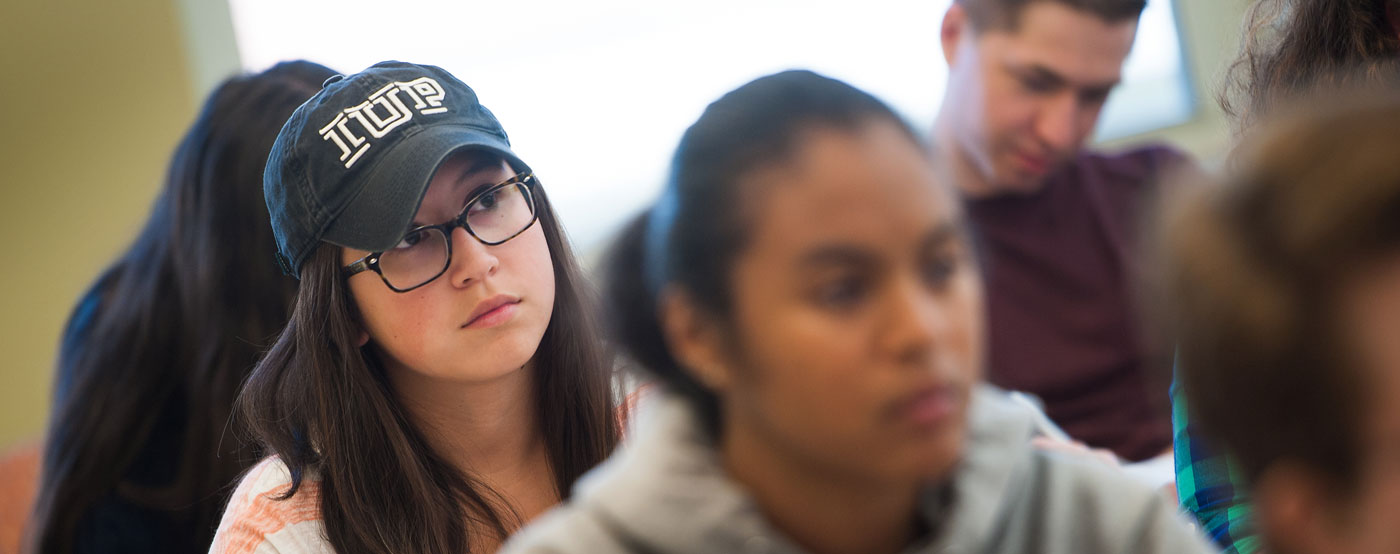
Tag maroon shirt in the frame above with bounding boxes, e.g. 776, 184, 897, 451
964, 146, 1185, 461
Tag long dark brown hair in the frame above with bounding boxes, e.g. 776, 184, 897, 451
1220, 0, 1400, 135
29, 61, 336, 553
238, 175, 619, 553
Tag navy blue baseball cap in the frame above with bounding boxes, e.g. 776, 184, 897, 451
264, 60, 529, 278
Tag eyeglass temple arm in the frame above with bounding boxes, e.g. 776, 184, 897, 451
343, 255, 376, 277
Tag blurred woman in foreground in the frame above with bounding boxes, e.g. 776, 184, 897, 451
503, 70, 1214, 554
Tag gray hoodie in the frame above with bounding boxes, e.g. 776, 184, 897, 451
503, 386, 1219, 554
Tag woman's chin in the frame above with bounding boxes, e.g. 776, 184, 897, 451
897, 426, 968, 484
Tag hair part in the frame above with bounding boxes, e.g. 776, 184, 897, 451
604, 70, 924, 437
1159, 94, 1400, 493
954, 0, 1147, 31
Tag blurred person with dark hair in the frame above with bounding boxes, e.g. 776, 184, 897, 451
1172, 3, 1400, 551
1220, 0, 1400, 136
26, 60, 337, 554
1161, 96, 1400, 554
500, 69, 1216, 554
933, 0, 1188, 463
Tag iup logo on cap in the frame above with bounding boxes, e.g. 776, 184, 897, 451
319, 76, 450, 169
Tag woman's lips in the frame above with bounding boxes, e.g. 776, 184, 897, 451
893, 385, 962, 428
462, 295, 521, 329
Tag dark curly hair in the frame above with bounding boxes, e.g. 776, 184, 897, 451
1220, 0, 1400, 136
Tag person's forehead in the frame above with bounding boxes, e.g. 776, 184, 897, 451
739, 124, 958, 262
983, 2, 1138, 82
413, 152, 512, 223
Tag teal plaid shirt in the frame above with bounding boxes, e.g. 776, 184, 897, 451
1172, 368, 1262, 554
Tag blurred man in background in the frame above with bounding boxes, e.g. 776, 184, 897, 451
933, 0, 1186, 462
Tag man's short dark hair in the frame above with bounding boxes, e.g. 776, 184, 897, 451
956, 0, 1147, 31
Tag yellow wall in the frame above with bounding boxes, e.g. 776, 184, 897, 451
0, 0, 201, 448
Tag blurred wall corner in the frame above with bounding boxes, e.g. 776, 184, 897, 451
1100, 0, 1250, 170
177, 0, 242, 98
0, 0, 211, 450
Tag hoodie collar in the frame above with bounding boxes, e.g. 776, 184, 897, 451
570, 385, 1035, 554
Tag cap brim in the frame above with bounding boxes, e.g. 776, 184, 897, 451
322, 124, 529, 253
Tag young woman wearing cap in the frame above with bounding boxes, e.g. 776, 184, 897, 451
26, 60, 337, 554
209, 61, 619, 554
501, 70, 1215, 554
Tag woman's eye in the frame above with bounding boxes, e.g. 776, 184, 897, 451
814, 277, 868, 309
923, 254, 959, 286
393, 230, 426, 250
470, 191, 500, 214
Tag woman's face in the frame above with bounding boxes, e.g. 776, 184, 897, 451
344, 151, 555, 386
688, 119, 984, 484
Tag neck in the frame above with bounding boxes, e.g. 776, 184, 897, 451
390, 362, 548, 486
721, 417, 924, 554
931, 115, 999, 200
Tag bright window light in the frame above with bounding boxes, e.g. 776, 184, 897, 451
231, 0, 1191, 250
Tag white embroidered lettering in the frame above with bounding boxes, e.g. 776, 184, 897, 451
319, 77, 450, 168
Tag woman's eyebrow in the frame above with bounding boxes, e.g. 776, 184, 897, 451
921, 220, 963, 250
406, 157, 507, 227
797, 221, 964, 269
453, 156, 503, 191
798, 245, 876, 269
455, 158, 511, 206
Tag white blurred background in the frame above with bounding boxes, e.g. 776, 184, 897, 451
229, 0, 1192, 249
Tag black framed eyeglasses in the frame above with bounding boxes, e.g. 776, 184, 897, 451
342, 172, 539, 292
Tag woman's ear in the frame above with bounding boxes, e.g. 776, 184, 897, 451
658, 288, 736, 392
358, 329, 370, 347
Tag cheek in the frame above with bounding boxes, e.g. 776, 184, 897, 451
980, 73, 1032, 132
487, 223, 556, 366
505, 224, 555, 314
1345, 473, 1400, 553
948, 271, 987, 383
728, 302, 908, 460
742, 315, 873, 425
1073, 105, 1106, 142
348, 277, 438, 368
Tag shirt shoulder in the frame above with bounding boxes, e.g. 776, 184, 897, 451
209, 457, 333, 554
1020, 452, 1219, 554
1079, 144, 1192, 174
1069, 144, 1202, 193
500, 503, 634, 554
